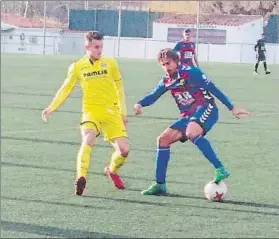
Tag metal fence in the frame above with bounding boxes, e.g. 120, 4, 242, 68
1, 1, 279, 63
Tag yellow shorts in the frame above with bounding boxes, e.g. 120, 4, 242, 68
80, 106, 127, 142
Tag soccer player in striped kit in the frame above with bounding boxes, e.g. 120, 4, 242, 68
173, 28, 199, 67
134, 48, 249, 195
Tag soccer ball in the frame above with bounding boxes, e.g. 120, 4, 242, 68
204, 181, 227, 202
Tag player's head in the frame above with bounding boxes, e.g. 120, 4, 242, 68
84, 31, 104, 60
157, 48, 179, 75
183, 28, 191, 41
261, 33, 265, 39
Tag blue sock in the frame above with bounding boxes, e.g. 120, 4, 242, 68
191, 136, 223, 169
155, 146, 170, 184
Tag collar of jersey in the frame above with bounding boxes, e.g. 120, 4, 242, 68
166, 70, 180, 81
84, 55, 101, 65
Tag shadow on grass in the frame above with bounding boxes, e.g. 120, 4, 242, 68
83, 193, 279, 217
166, 193, 279, 213
1, 135, 177, 155
166, 193, 279, 210
3, 161, 279, 214
1, 220, 125, 238
1, 104, 242, 125
1, 161, 190, 186
1, 196, 109, 210
222, 199, 279, 210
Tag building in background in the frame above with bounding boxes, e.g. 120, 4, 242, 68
1, 11, 278, 64
1, 13, 63, 55
153, 14, 264, 44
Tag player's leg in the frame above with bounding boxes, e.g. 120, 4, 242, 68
109, 138, 129, 172
101, 107, 129, 189
186, 104, 229, 183
254, 57, 260, 74
75, 113, 101, 196
105, 137, 129, 189
261, 54, 270, 74
141, 120, 185, 195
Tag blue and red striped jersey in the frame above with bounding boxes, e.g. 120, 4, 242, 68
138, 65, 234, 117
173, 41, 196, 66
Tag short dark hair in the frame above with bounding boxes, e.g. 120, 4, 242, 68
85, 31, 104, 42
184, 28, 191, 33
157, 48, 179, 62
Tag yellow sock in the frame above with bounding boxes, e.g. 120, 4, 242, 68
109, 152, 127, 173
76, 144, 92, 178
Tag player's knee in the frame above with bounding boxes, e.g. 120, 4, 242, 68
82, 130, 96, 147
186, 122, 203, 141
186, 132, 198, 141
157, 134, 171, 147
119, 144, 129, 157
115, 138, 129, 157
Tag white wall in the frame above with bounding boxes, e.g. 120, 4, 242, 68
59, 35, 279, 64
59, 32, 85, 55
1, 35, 278, 64
1, 28, 61, 55
238, 18, 264, 44
138, 39, 278, 64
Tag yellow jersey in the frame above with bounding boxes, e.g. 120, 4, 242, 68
49, 56, 127, 115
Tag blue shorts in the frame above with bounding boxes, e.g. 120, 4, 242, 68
170, 104, 219, 142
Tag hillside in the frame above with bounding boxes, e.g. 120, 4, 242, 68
1, 1, 278, 24
200, 1, 278, 17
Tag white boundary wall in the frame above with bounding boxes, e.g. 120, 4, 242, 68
104, 37, 279, 64
1, 34, 279, 64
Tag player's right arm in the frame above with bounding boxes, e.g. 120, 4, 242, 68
192, 43, 199, 67
254, 40, 259, 52
41, 63, 78, 121
189, 68, 249, 118
134, 79, 168, 115
173, 42, 181, 59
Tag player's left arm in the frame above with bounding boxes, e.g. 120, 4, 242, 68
263, 41, 267, 52
137, 80, 167, 107
192, 43, 199, 67
111, 59, 127, 116
134, 79, 168, 115
191, 70, 249, 118
173, 42, 181, 59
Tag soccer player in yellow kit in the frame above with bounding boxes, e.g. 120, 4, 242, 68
41, 31, 129, 195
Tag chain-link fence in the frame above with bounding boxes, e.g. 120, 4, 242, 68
1, 1, 279, 63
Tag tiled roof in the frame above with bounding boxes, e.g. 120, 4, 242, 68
61, 30, 88, 33
1, 13, 65, 28
1, 22, 18, 31
155, 14, 263, 26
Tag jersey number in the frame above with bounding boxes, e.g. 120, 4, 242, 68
184, 51, 193, 58
175, 91, 194, 105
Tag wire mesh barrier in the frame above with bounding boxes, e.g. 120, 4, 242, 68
1, 1, 279, 63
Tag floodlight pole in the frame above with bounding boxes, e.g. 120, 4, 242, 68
117, 1, 122, 57
84, 1, 88, 10
195, 1, 200, 58
43, 1, 47, 55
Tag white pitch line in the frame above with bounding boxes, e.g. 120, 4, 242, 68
1, 120, 169, 135
2, 112, 278, 135
1, 127, 79, 135
251, 112, 279, 117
